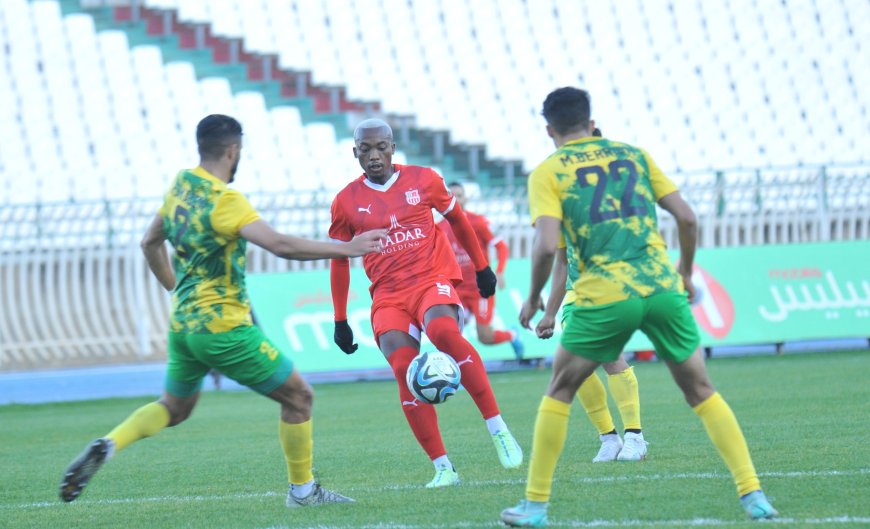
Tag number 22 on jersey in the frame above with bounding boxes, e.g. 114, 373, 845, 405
574, 160, 648, 224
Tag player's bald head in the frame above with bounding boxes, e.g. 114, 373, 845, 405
354, 118, 393, 143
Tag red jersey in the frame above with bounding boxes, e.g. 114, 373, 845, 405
329, 164, 462, 296
437, 211, 499, 295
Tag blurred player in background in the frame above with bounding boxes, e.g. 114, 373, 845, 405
537, 244, 647, 463
60, 114, 386, 508
437, 181, 524, 360
329, 118, 523, 488
500, 88, 777, 526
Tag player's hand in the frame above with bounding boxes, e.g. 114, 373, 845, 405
333, 320, 358, 354
346, 229, 387, 257
536, 313, 556, 339
681, 273, 698, 305
518, 297, 541, 330
496, 272, 506, 290
476, 266, 497, 298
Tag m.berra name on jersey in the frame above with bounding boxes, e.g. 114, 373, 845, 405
329, 165, 462, 294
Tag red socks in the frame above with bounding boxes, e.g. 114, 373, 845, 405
425, 316, 500, 419
491, 329, 514, 345
387, 345, 445, 460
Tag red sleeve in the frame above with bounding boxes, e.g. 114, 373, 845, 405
329, 193, 352, 320
423, 168, 457, 215
444, 201, 488, 271
328, 194, 353, 242
470, 213, 495, 247
330, 258, 350, 320
494, 240, 509, 273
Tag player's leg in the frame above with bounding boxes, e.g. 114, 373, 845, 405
502, 299, 641, 527
267, 369, 353, 506
215, 326, 352, 506
643, 292, 776, 519
422, 299, 523, 469
575, 370, 622, 462
59, 332, 206, 501
602, 356, 646, 461
377, 328, 459, 488
473, 295, 524, 359
501, 345, 599, 527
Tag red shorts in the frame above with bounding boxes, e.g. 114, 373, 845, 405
458, 288, 495, 325
371, 277, 463, 344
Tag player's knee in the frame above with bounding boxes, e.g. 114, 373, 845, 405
161, 401, 194, 427
477, 328, 495, 344
425, 316, 462, 349
279, 387, 313, 422
288, 384, 314, 412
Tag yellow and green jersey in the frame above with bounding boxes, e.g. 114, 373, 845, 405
530, 137, 682, 307
159, 166, 260, 333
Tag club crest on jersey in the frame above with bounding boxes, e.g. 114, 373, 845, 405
405, 189, 421, 205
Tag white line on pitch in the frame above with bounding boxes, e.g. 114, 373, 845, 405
5, 468, 867, 510
254, 516, 870, 529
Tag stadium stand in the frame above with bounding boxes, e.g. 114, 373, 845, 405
0, 0, 868, 370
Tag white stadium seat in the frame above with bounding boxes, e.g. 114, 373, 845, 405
0, 0, 867, 206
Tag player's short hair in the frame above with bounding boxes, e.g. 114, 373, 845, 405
197, 114, 243, 160
354, 118, 393, 143
541, 87, 591, 135
446, 181, 464, 189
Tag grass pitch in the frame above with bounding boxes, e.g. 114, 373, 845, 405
2, 350, 869, 528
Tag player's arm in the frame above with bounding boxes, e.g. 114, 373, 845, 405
141, 213, 175, 291
520, 215, 560, 329
658, 191, 698, 301
544, 248, 568, 318
328, 197, 359, 355
330, 257, 357, 354
645, 150, 698, 301
240, 220, 386, 261
494, 239, 509, 288
536, 246, 566, 339
443, 204, 497, 297
476, 215, 510, 288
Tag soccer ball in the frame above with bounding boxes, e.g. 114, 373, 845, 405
405, 351, 461, 404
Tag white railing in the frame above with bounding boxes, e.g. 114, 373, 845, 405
1, 165, 868, 371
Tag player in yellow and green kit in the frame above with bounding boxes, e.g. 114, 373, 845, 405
59, 114, 386, 507
500, 88, 778, 527
535, 126, 649, 464
536, 237, 647, 463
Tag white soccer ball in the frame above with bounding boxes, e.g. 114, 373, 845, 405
405, 351, 461, 404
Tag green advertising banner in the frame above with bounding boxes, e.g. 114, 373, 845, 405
247, 241, 870, 373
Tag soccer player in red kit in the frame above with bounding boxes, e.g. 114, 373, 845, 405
438, 182, 524, 360
329, 119, 523, 488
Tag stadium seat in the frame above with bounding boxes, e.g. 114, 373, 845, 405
0, 0, 867, 209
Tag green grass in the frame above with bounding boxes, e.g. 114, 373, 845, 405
2, 350, 869, 528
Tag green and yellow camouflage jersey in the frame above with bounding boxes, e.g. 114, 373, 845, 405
159, 166, 260, 333
529, 137, 683, 307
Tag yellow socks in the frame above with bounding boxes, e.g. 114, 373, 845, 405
576, 372, 615, 435
279, 419, 314, 485
608, 367, 641, 431
693, 392, 760, 496
526, 396, 571, 502
105, 401, 170, 452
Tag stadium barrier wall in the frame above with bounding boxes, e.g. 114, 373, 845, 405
1, 168, 868, 371
241, 240, 870, 374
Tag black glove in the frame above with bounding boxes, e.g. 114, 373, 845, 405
334, 320, 358, 354
476, 266, 497, 298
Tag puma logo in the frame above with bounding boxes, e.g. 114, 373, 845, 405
456, 355, 473, 366
358, 204, 372, 214
401, 399, 419, 407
